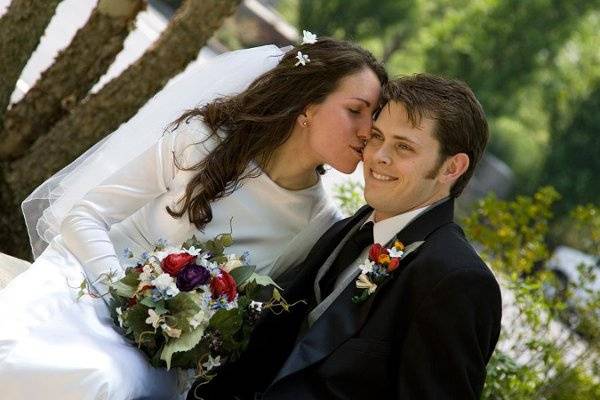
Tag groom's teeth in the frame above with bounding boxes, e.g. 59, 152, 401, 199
372, 170, 395, 181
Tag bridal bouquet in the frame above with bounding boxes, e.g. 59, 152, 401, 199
100, 233, 289, 383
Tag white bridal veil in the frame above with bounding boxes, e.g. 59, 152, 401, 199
22, 45, 289, 259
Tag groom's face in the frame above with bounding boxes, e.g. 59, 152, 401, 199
363, 101, 449, 221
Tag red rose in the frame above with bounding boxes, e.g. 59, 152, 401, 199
210, 270, 238, 302
162, 253, 196, 276
369, 244, 388, 262
387, 257, 400, 272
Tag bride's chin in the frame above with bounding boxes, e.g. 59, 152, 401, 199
330, 161, 358, 174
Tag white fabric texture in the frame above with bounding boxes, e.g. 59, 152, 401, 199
22, 44, 290, 259
1, 86, 340, 400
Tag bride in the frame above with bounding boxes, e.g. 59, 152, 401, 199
0, 37, 386, 399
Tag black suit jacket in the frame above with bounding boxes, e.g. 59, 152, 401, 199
188, 199, 502, 400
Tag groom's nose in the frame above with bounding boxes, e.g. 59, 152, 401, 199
374, 145, 392, 165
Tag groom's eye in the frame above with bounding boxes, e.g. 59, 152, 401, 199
370, 132, 383, 141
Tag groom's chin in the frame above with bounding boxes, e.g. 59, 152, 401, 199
363, 188, 382, 210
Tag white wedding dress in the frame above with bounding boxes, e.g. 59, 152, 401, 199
0, 118, 340, 399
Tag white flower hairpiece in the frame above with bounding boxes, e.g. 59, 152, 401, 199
295, 51, 310, 66
302, 30, 318, 44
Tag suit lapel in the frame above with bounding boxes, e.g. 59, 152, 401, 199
278, 206, 373, 304
270, 199, 456, 387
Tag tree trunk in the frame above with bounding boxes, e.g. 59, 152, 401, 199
0, 0, 145, 161
0, 0, 241, 258
0, 0, 62, 127
0, 170, 29, 259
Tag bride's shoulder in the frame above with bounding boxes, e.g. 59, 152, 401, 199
166, 116, 221, 166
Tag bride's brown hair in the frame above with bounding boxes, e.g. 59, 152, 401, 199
166, 38, 387, 230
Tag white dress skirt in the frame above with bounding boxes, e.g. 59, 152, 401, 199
0, 119, 340, 399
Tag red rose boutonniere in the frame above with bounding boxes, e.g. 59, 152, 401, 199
352, 240, 424, 304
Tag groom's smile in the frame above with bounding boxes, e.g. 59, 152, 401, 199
369, 168, 398, 182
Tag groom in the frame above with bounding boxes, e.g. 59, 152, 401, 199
190, 74, 502, 400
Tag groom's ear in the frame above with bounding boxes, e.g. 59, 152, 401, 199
439, 153, 469, 185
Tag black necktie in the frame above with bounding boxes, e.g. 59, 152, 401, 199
319, 221, 374, 299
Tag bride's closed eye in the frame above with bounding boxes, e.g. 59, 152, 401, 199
369, 131, 384, 141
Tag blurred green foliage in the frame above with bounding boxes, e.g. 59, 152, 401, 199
333, 180, 365, 218
542, 86, 600, 213
464, 188, 600, 399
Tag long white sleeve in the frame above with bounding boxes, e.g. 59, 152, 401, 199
60, 121, 212, 285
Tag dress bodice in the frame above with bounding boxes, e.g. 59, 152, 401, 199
61, 118, 341, 283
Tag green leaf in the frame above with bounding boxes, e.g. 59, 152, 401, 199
111, 281, 136, 298
205, 240, 224, 256
218, 233, 234, 247
229, 265, 256, 286
182, 235, 202, 250
166, 292, 201, 314
272, 288, 281, 302
247, 273, 282, 290
170, 340, 210, 369
209, 308, 242, 335
140, 296, 156, 309
120, 269, 141, 286
160, 325, 207, 369
126, 303, 153, 343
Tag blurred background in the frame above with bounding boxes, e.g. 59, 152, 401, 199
0, 0, 599, 398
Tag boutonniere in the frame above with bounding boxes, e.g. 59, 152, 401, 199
352, 240, 425, 304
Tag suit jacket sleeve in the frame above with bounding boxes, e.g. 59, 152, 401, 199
396, 267, 502, 399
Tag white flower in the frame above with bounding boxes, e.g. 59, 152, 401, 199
139, 264, 154, 282
202, 355, 221, 372
223, 255, 244, 272
152, 273, 176, 291
161, 323, 182, 338
145, 309, 161, 328
186, 246, 203, 256
358, 259, 375, 274
295, 51, 310, 66
165, 284, 180, 298
116, 307, 124, 328
249, 301, 263, 312
197, 254, 210, 267
189, 310, 208, 329
356, 274, 377, 294
388, 248, 404, 258
147, 258, 163, 273
301, 30, 317, 44
206, 261, 221, 276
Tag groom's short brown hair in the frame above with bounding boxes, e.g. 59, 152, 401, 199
379, 74, 489, 197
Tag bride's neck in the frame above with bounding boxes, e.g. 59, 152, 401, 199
261, 130, 320, 190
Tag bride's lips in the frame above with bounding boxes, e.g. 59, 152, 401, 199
350, 145, 364, 159
369, 168, 398, 182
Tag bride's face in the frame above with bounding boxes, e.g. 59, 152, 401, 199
303, 67, 382, 174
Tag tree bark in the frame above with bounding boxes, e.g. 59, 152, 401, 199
0, 0, 146, 161
0, 0, 62, 127
0, 0, 241, 258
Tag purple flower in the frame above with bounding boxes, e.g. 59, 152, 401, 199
176, 264, 210, 291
